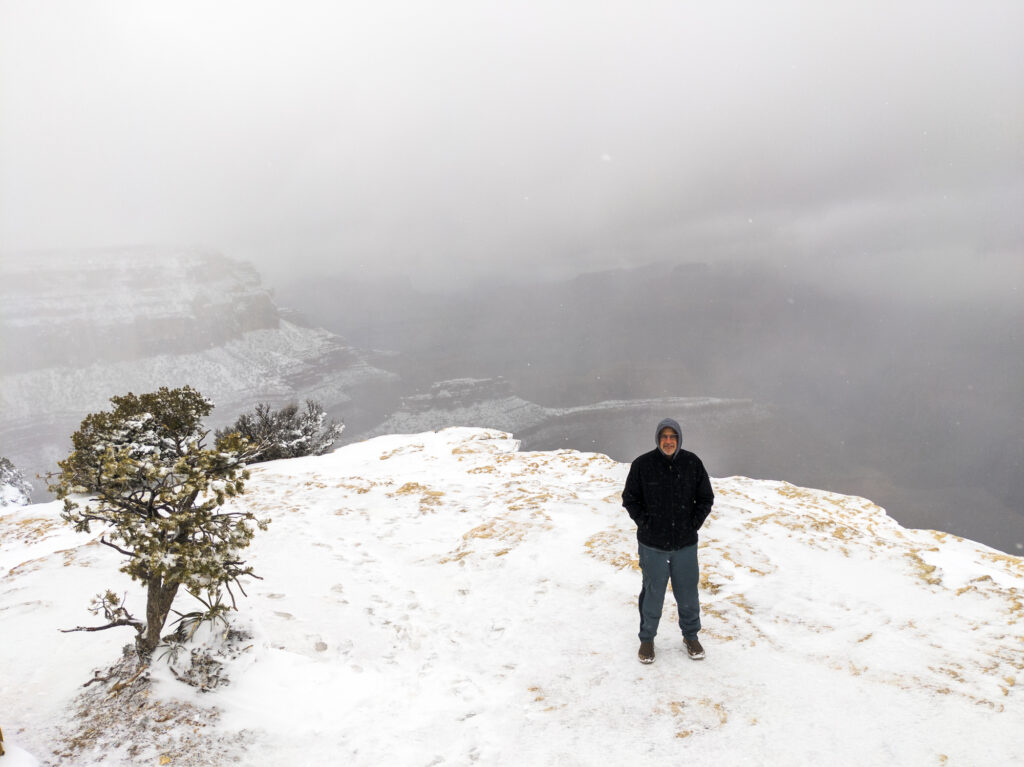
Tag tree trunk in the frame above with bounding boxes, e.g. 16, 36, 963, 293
138, 578, 180, 657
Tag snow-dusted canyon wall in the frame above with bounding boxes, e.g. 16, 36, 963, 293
1, 248, 278, 373
0, 249, 397, 498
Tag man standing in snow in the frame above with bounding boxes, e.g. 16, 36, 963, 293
622, 418, 714, 664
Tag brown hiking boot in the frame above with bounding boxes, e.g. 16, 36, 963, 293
684, 636, 705, 660
638, 641, 655, 664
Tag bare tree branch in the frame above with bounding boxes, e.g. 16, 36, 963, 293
61, 618, 142, 634
98, 537, 137, 558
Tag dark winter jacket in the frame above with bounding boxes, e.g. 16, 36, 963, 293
622, 426, 714, 550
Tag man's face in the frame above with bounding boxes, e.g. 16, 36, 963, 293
658, 428, 678, 456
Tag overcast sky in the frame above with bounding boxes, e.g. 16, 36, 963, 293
1, 1, 1021, 294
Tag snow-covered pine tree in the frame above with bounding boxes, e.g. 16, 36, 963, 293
216, 399, 344, 464
0, 456, 32, 507
51, 386, 268, 657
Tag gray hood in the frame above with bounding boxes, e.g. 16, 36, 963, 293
655, 418, 683, 457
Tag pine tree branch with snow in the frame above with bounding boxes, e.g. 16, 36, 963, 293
216, 399, 344, 464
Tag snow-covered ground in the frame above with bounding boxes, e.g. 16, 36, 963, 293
1, 428, 1021, 765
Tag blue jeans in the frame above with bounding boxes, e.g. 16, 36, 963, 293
638, 541, 701, 641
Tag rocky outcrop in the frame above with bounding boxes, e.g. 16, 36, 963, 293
0, 457, 31, 507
